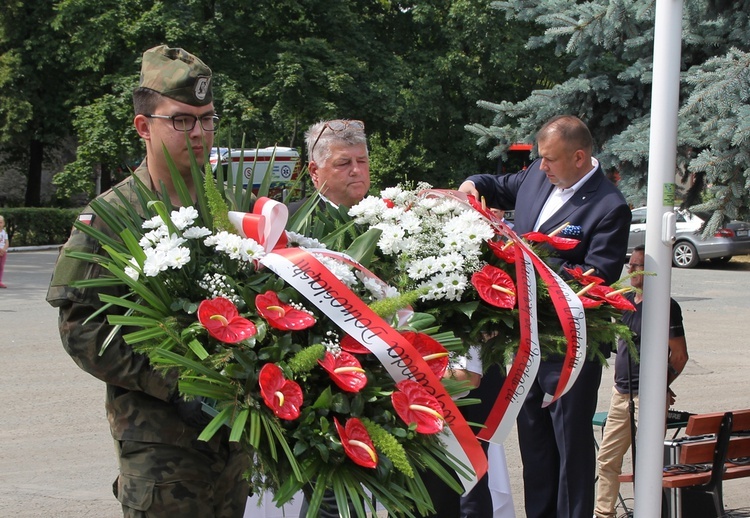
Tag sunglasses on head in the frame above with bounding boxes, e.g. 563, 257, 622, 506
310, 119, 365, 159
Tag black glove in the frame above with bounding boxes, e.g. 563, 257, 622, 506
172, 395, 213, 429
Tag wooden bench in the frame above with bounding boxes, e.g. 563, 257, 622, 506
620, 409, 750, 517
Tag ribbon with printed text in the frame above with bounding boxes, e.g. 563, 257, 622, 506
260, 247, 488, 493
419, 189, 586, 444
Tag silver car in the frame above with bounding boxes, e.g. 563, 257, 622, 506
628, 207, 750, 268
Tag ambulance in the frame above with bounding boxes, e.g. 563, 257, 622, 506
209, 146, 301, 198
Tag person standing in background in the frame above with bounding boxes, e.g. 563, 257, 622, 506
288, 119, 371, 219
294, 118, 370, 518
459, 115, 631, 518
0, 215, 9, 288
594, 245, 688, 518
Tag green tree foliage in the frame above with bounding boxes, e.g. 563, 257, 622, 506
467, 0, 750, 227
1, 0, 567, 205
0, 1, 78, 206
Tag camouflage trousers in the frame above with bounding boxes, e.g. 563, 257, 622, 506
113, 439, 250, 517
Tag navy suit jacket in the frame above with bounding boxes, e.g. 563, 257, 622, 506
468, 158, 631, 285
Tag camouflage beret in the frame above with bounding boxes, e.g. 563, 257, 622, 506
139, 45, 212, 106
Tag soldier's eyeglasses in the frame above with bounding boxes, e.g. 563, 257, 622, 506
146, 114, 220, 132
310, 119, 365, 158
628, 263, 645, 270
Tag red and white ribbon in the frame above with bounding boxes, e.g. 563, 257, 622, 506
228, 197, 288, 252
418, 189, 587, 440
477, 242, 541, 443
260, 247, 488, 493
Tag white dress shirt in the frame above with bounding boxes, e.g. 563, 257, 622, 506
533, 157, 599, 231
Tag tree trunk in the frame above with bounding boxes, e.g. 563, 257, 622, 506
24, 139, 43, 207
100, 164, 113, 193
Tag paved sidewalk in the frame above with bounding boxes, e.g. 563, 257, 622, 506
1, 250, 749, 517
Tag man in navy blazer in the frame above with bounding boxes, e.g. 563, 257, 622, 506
459, 115, 631, 518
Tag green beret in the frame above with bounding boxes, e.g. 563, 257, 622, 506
139, 45, 212, 106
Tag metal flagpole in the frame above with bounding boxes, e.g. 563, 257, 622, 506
633, 0, 684, 516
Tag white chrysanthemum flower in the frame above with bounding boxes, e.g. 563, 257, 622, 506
170, 206, 199, 230
414, 196, 439, 211
442, 272, 468, 301
139, 226, 169, 248
206, 231, 245, 260
286, 231, 327, 249
419, 271, 466, 301
381, 205, 406, 223
348, 196, 389, 224
443, 212, 495, 244
375, 223, 406, 255
124, 256, 141, 281
434, 252, 466, 273
165, 246, 191, 269
142, 248, 169, 277
406, 256, 440, 280
124, 265, 140, 281
155, 233, 187, 252
379, 186, 404, 201
398, 211, 422, 234
463, 221, 496, 244
431, 198, 464, 216
417, 279, 441, 301
183, 226, 212, 239
439, 234, 465, 253
142, 215, 166, 229
315, 254, 358, 288
239, 238, 265, 262
357, 272, 399, 300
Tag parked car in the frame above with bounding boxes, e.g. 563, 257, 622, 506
628, 207, 750, 268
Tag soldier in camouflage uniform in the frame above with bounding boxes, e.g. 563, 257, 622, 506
47, 45, 250, 518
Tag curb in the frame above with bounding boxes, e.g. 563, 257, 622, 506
8, 245, 62, 252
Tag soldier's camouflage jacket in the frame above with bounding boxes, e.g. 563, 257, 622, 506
46, 161, 226, 452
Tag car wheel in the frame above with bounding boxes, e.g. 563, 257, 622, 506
710, 256, 732, 264
672, 241, 699, 268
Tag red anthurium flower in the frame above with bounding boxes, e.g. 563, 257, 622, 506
340, 334, 371, 355
334, 417, 378, 468
564, 266, 605, 286
522, 231, 580, 251
487, 239, 516, 264
472, 265, 517, 309
258, 363, 303, 420
318, 351, 368, 392
255, 291, 316, 331
197, 297, 257, 343
400, 331, 449, 378
391, 379, 444, 434
579, 296, 604, 309
581, 285, 636, 311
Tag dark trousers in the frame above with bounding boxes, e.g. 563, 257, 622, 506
420, 450, 493, 518
421, 364, 506, 517
517, 359, 603, 518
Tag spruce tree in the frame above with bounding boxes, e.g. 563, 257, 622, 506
467, 0, 750, 230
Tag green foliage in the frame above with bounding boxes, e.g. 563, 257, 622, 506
3, 0, 565, 207
1, 207, 79, 246
0, 0, 80, 205
471, 0, 750, 224
53, 86, 142, 200
368, 134, 436, 189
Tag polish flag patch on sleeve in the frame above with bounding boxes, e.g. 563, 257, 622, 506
78, 213, 95, 225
